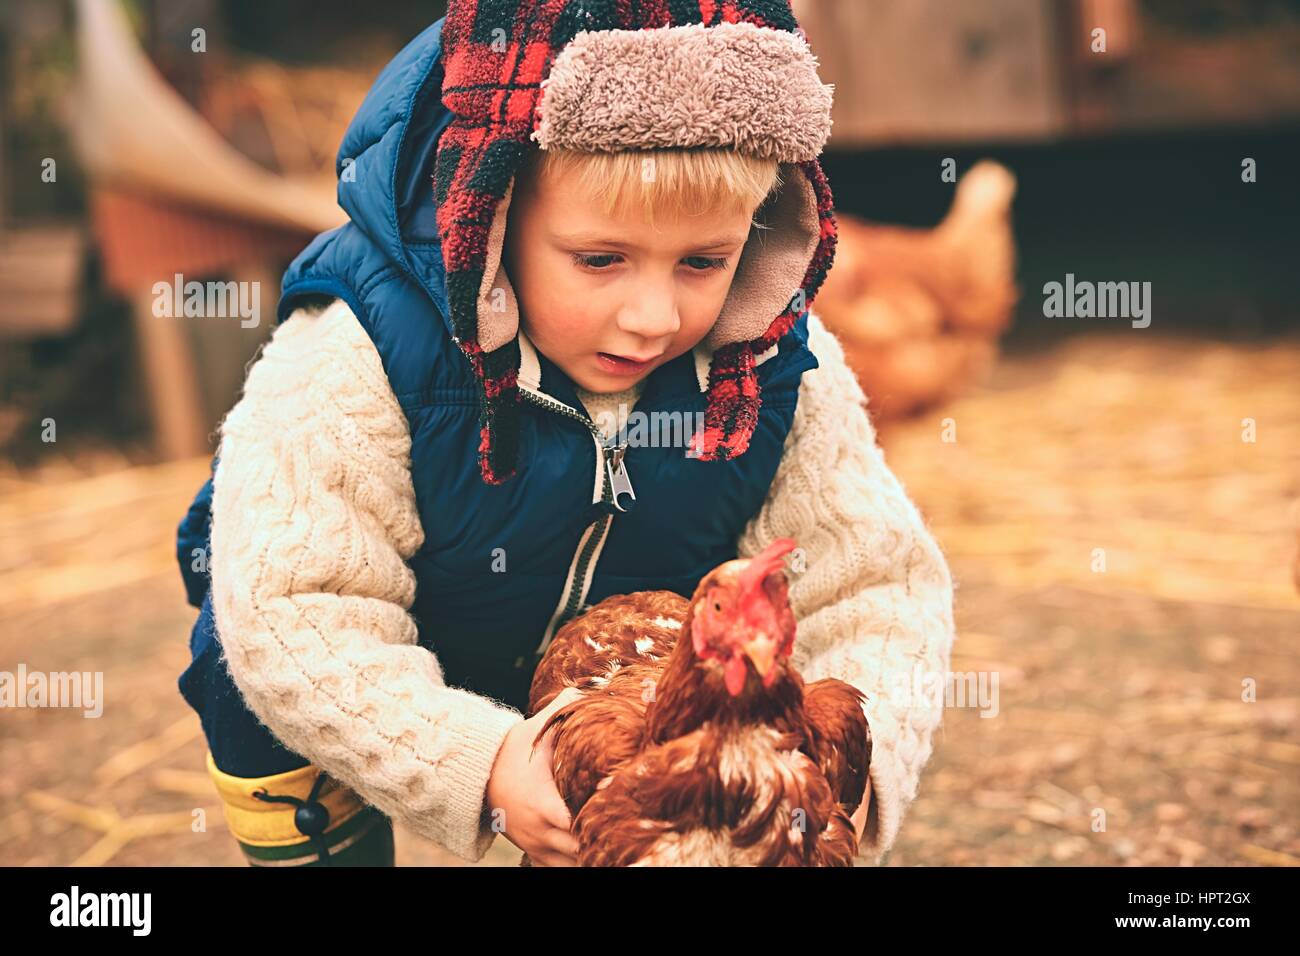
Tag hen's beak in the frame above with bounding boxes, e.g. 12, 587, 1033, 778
743, 634, 778, 679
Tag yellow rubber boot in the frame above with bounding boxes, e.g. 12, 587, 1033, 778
205, 751, 394, 866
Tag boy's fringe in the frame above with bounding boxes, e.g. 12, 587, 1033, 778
525, 147, 784, 231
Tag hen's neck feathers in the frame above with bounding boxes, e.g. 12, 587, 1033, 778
646, 618, 808, 744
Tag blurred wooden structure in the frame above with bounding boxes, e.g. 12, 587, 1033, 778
792, 0, 1064, 143
792, 0, 1300, 144
69, 0, 351, 460
0, 225, 85, 337
0, 9, 86, 341
87, 191, 306, 459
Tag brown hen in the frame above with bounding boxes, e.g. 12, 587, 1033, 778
525, 538, 871, 866
815, 160, 1019, 422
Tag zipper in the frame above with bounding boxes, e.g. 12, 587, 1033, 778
516, 385, 637, 512
516, 384, 635, 665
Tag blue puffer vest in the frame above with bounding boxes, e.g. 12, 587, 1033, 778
176, 18, 820, 758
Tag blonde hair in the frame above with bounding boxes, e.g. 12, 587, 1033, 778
524, 147, 784, 231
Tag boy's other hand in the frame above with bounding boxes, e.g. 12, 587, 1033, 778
485, 686, 584, 866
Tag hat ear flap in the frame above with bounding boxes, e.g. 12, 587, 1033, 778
706, 163, 822, 353
478, 177, 523, 354
693, 342, 761, 462
476, 334, 522, 485
694, 160, 837, 463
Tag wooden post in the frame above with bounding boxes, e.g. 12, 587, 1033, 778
131, 284, 209, 459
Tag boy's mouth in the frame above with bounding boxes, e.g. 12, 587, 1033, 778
596, 352, 657, 376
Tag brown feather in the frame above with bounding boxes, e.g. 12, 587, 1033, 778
803, 678, 872, 813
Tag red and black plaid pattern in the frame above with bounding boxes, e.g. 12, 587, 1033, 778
433, 0, 835, 484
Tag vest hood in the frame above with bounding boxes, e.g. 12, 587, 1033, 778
318, 4, 839, 486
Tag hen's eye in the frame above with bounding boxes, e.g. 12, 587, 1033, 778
713, 601, 722, 613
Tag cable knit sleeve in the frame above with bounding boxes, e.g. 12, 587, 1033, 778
736, 310, 956, 866
208, 298, 525, 863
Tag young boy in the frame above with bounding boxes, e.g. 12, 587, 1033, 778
176, 1, 954, 867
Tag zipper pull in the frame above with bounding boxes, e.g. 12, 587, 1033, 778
606, 443, 636, 513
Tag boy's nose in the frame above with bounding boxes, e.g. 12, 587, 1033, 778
617, 294, 681, 344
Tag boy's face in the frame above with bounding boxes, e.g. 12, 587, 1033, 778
503, 157, 756, 394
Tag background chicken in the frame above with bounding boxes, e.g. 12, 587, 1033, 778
526, 538, 871, 866
815, 160, 1019, 422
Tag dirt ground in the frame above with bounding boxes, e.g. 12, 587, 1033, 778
1, 332, 1297, 866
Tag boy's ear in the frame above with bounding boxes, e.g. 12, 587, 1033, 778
478, 177, 523, 354
706, 165, 821, 351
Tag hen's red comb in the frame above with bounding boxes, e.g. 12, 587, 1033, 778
738, 537, 797, 594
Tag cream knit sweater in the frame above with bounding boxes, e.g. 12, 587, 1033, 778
208, 298, 955, 866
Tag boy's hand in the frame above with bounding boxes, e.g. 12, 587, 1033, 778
485, 686, 584, 866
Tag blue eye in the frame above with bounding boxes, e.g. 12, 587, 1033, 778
684, 256, 730, 272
